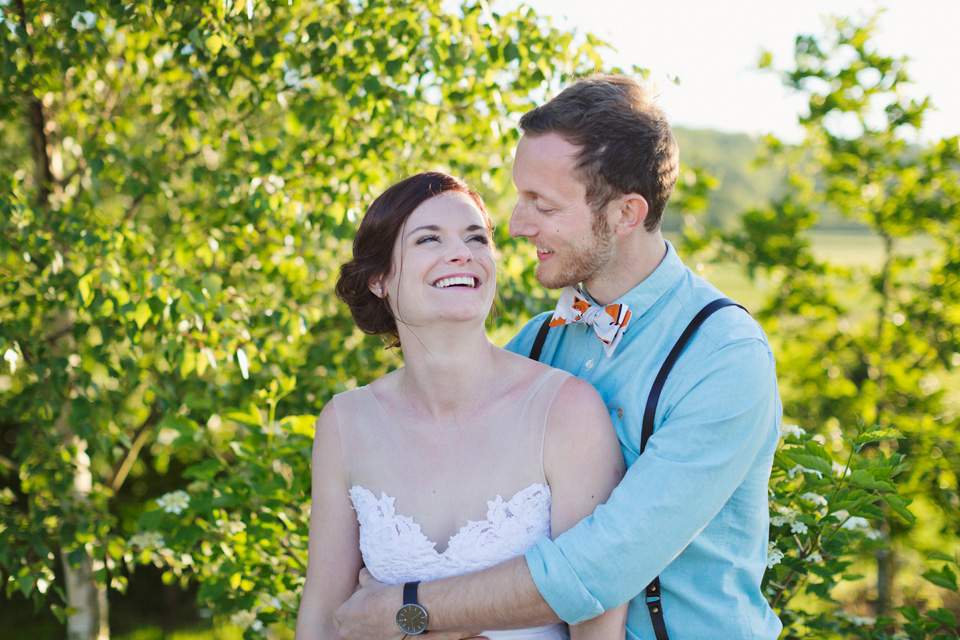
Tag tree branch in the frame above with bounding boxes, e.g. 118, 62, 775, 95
110, 402, 163, 492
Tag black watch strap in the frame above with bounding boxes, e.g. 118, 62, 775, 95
403, 581, 420, 606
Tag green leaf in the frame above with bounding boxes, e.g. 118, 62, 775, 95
854, 426, 903, 446
781, 451, 832, 475
18, 574, 34, 597
927, 608, 957, 628
922, 566, 958, 592
882, 493, 916, 524
226, 402, 261, 426
279, 415, 317, 437
927, 552, 959, 565
133, 301, 151, 328
847, 469, 895, 491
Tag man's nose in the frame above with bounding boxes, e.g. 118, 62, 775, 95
508, 202, 533, 238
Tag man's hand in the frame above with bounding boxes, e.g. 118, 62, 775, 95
334, 570, 485, 640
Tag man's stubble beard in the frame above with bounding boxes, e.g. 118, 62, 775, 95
535, 212, 614, 290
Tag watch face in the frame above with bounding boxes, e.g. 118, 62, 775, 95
396, 603, 428, 634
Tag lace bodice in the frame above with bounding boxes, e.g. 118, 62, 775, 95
349, 482, 567, 640
349, 482, 551, 585
334, 368, 572, 640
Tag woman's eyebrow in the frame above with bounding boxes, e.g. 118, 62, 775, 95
405, 224, 441, 238
405, 224, 486, 237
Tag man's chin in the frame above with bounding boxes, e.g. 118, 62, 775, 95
534, 270, 577, 291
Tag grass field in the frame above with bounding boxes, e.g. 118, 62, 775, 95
668, 230, 939, 311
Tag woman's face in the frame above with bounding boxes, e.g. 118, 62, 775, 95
375, 191, 496, 331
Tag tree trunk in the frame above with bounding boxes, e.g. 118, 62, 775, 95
873, 231, 895, 618
57, 392, 110, 640
61, 547, 109, 640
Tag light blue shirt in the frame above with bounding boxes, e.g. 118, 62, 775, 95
505, 241, 783, 640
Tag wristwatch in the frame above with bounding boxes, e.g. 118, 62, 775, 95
395, 581, 429, 635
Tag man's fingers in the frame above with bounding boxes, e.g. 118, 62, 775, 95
358, 567, 372, 586
430, 632, 487, 640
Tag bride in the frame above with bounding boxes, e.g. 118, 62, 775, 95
295, 172, 626, 639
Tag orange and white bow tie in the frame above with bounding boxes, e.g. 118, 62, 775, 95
550, 286, 632, 357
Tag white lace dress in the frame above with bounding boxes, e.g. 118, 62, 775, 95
349, 483, 568, 639
336, 370, 572, 640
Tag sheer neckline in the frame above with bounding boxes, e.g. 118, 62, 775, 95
348, 482, 550, 555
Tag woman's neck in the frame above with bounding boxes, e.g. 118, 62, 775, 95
393, 321, 505, 421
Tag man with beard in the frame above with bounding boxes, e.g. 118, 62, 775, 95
333, 75, 783, 640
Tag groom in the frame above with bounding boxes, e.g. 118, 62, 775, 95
335, 75, 783, 640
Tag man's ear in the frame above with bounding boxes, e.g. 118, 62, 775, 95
613, 194, 649, 235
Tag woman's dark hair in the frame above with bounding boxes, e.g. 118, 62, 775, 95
335, 171, 490, 346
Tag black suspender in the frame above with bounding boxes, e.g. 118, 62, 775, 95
527, 297, 745, 640
528, 313, 553, 362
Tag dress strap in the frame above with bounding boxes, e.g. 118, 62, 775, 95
514, 368, 571, 486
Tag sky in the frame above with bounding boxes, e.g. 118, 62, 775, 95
511, 0, 960, 143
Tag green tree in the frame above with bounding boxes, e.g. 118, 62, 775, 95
0, 1, 621, 637
692, 10, 960, 632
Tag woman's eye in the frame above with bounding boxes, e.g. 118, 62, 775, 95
468, 234, 489, 245
415, 235, 440, 245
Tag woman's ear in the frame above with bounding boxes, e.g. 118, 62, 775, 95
368, 277, 385, 298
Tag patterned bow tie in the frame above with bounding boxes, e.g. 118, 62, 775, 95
550, 286, 632, 357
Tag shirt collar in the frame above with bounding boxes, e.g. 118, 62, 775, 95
580, 239, 685, 321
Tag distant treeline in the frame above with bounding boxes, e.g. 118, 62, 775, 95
669, 127, 866, 233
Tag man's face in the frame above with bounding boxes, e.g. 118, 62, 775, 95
509, 133, 614, 290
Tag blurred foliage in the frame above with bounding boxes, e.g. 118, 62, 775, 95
0, 0, 636, 636
685, 10, 960, 638
2, 1, 957, 639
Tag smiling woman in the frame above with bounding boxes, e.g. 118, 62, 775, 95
334, 172, 492, 347
295, 172, 628, 640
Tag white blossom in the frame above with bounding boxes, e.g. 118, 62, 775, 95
217, 518, 246, 535
832, 461, 851, 477
787, 464, 823, 479
129, 531, 166, 549
766, 542, 784, 568
841, 516, 871, 530
806, 551, 823, 563
790, 520, 809, 535
3, 348, 18, 373
70, 11, 96, 31
231, 610, 258, 630
780, 423, 806, 439
800, 492, 828, 507
838, 611, 875, 627
771, 505, 799, 527
157, 490, 190, 514
276, 591, 299, 609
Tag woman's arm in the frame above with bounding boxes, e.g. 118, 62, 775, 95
544, 376, 628, 640
295, 402, 364, 640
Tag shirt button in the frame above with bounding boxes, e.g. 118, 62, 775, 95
585, 359, 594, 369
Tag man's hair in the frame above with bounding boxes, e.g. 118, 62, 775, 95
335, 172, 490, 347
518, 74, 679, 231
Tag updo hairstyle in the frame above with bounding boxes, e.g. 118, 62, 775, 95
335, 171, 490, 346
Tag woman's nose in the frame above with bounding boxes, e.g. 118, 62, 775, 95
445, 238, 473, 262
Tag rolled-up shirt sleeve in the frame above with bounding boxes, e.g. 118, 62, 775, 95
525, 336, 780, 622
